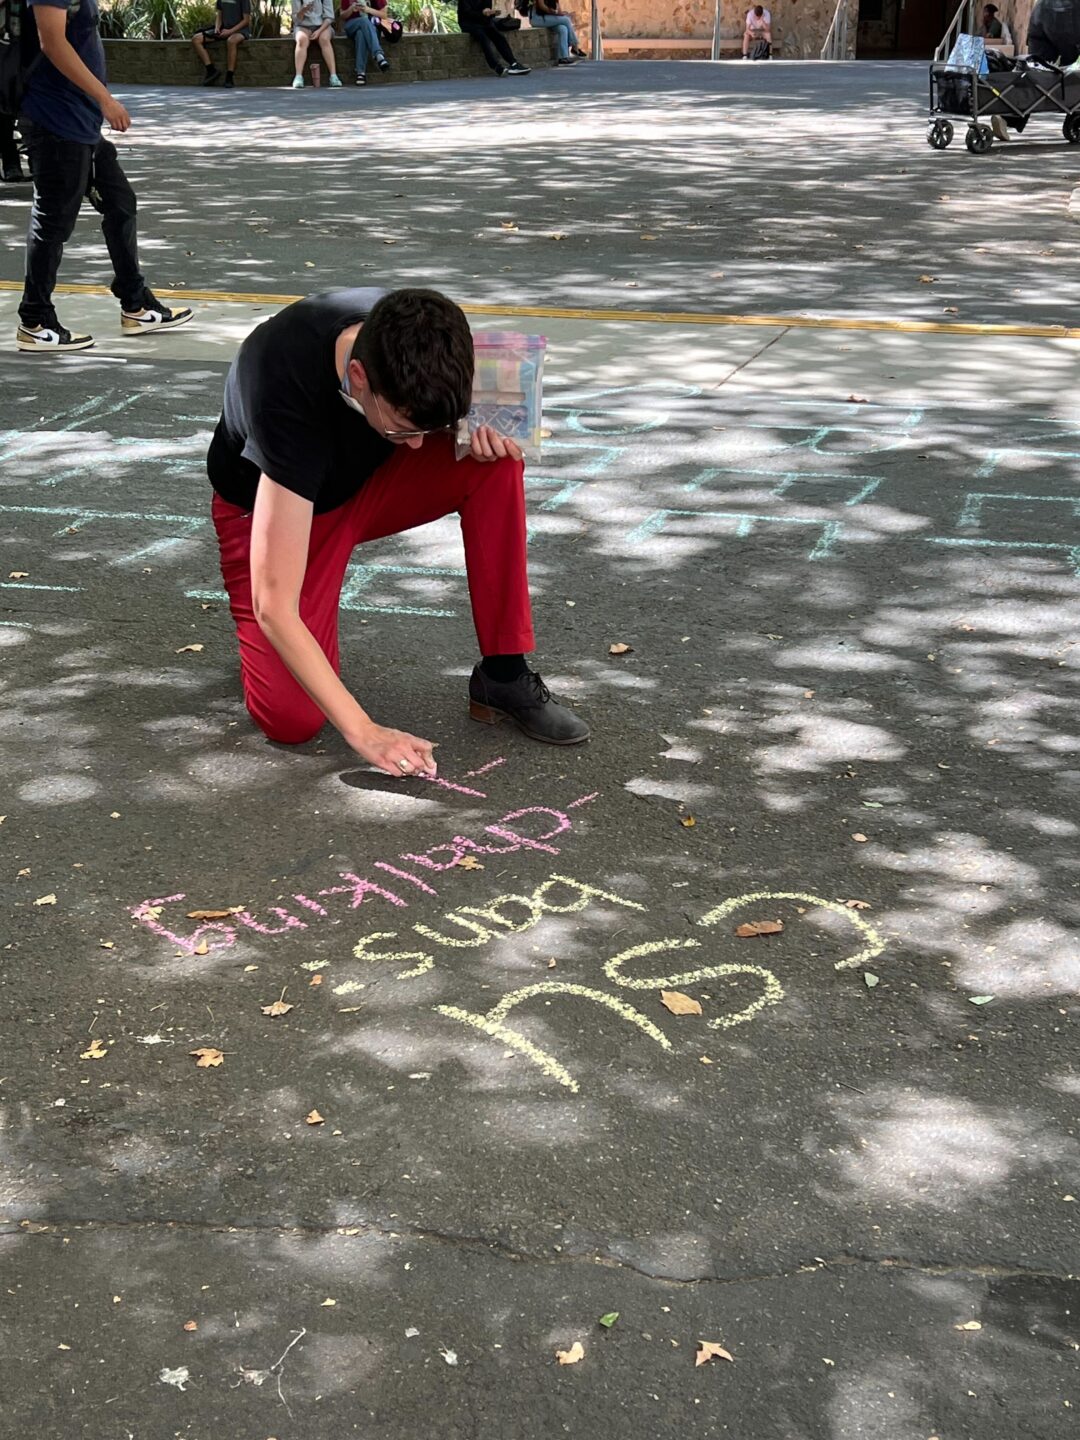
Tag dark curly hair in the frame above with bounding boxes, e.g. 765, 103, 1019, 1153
352, 288, 474, 430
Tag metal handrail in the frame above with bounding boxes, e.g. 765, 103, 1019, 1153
819, 0, 849, 60
589, 0, 721, 62
934, 0, 977, 61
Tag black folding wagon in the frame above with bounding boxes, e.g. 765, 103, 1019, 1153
928, 58, 1080, 152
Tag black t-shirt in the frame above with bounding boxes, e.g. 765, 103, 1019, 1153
219, 0, 251, 27
208, 288, 394, 514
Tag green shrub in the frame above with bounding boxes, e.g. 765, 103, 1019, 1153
97, 0, 147, 36
175, 0, 217, 34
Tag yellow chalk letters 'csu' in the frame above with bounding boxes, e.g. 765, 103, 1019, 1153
350, 880, 888, 1093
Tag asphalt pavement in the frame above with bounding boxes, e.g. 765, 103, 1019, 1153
1, 59, 1078, 1440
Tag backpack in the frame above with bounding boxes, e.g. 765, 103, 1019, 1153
0, 0, 41, 117
750, 37, 770, 59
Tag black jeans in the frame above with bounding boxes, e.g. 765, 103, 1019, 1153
460, 18, 516, 73
20, 121, 145, 329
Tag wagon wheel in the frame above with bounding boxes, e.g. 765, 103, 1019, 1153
927, 119, 954, 149
965, 124, 993, 154
1064, 114, 1080, 144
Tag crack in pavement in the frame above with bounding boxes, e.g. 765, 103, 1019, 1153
2, 1217, 1076, 1287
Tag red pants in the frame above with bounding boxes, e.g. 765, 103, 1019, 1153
213, 433, 535, 744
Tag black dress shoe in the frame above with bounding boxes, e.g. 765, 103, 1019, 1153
468, 665, 590, 745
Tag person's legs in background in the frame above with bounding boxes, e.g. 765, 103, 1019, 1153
315, 24, 343, 84
18, 122, 95, 347
531, 10, 569, 59
293, 25, 311, 84
224, 31, 245, 85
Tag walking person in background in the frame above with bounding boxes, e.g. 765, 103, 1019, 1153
457, 0, 531, 75
16, 0, 192, 351
529, 0, 585, 65
292, 0, 342, 87
191, 0, 252, 87
340, 0, 390, 84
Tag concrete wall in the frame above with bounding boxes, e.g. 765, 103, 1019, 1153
102, 29, 557, 87
581, 0, 843, 58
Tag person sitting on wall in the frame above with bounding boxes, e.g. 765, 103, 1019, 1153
291, 0, 343, 86
457, 0, 532, 75
979, 3, 1004, 38
340, 0, 390, 84
529, 0, 586, 66
191, 0, 251, 87
742, 3, 772, 58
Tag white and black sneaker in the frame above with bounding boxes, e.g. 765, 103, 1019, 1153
504, 61, 531, 75
16, 323, 95, 353
120, 289, 194, 335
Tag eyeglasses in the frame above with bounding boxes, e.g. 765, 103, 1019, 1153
373, 390, 458, 443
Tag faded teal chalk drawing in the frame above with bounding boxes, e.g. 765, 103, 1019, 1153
625, 508, 844, 560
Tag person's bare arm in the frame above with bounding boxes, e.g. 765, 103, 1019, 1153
33, 4, 130, 131
250, 476, 437, 775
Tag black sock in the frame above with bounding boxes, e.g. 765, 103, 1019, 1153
481, 654, 528, 683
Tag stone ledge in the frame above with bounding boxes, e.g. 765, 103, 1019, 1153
103, 31, 556, 87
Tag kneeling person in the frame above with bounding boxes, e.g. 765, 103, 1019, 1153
192, 0, 252, 87
207, 287, 590, 776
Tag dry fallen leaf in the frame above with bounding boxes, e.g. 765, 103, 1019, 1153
321, 1297, 336, 1307
190, 1047, 224, 1068
842, 899, 872, 910
680, 815, 697, 828
80, 1038, 108, 1060
186, 906, 244, 920
847, 394, 869, 404
556, 1341, 585, 1366
175, 644, 204, 654
306, 1109, 325, 1126
735, 920, 784, 938
309, 974, 323, 987
696, 1341, 735, 1366
183, 1320, 198, 1332
192, 940, 209, 956
9, 570, 29, 579
34, 893, 57, 906
547, 957, 557, 969
261, 990, 294, 1017
851, 833, 869, 843
99, 939, 115, 949
918, 274, 937, 283
609, 642, 634, 656
943, 307, 959, 315
640, 233, 658, 240
954, 1320, 982, 1332
453, 855, 484, 870
803, 689, 815, 699
661, 990, 703, 1017
500, 220, 519, 230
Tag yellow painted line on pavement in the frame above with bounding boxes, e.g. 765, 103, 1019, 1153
1, 280, 1078, 340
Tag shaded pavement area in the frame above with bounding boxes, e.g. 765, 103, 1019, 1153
1, 61, 1079, 1440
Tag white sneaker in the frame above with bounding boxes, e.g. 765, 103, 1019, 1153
292, 74, 305, 88
120, 291, 194, 335
16, 323, 95, 353
990, 115, 1010, 141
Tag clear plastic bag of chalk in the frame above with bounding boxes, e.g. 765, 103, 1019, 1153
455, 332, 547, 463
